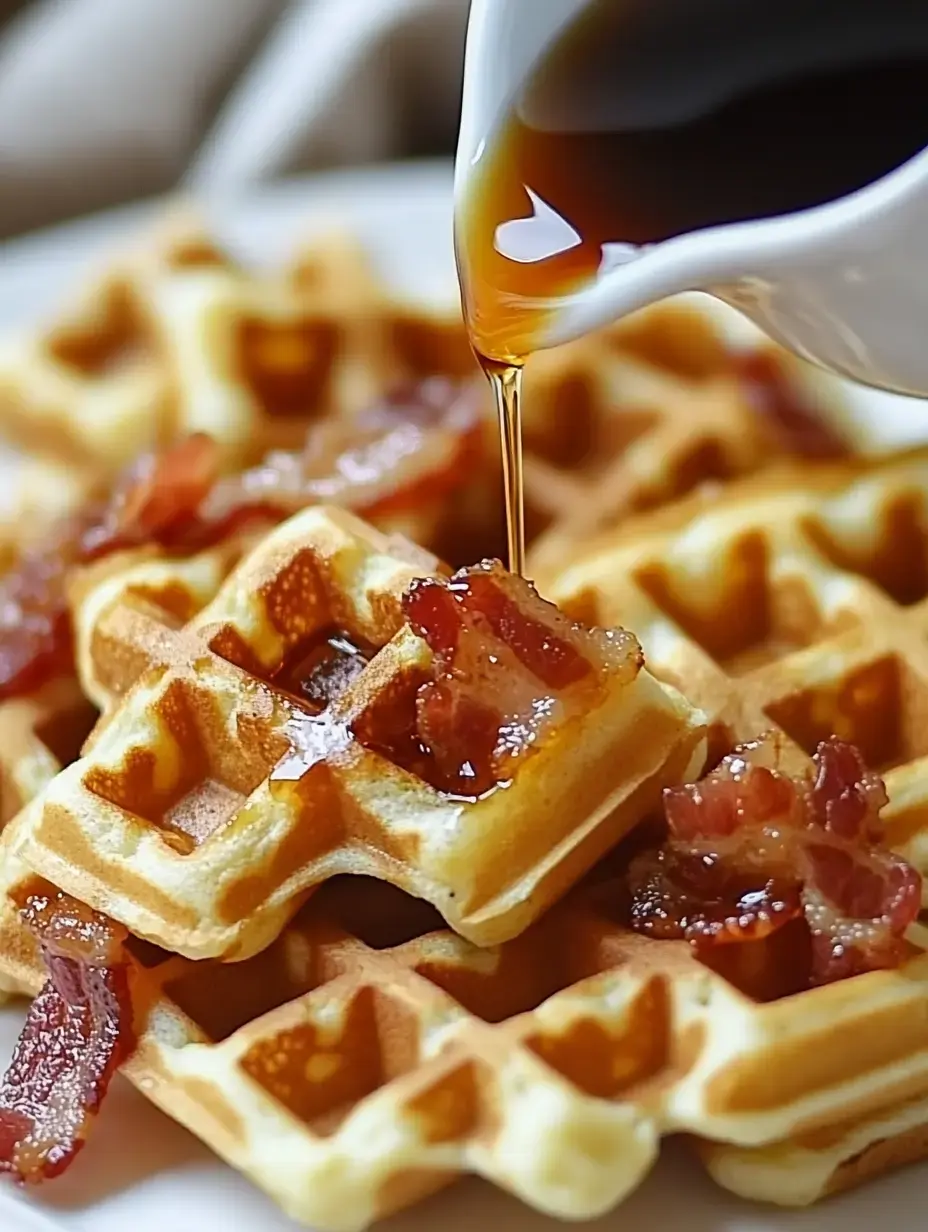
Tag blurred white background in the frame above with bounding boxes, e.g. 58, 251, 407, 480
0, 0, 469, 238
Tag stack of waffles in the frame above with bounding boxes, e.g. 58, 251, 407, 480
0, 212, 924, 1231
0, 501, 707, 1224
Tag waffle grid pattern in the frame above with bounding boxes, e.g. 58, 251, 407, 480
12, 505, 704, 959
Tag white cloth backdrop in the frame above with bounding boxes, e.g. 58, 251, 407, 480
0, 0, 469, 237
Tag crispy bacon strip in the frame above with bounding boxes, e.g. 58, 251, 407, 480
200, 377, 483, 533
0, 434, 223, 701
0, 891, 134, 1182
0, 379, 482, 702
395, 560, 642, 796
628, 735, 921, 985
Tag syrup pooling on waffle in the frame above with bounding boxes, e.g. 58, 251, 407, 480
628, 735, 921, 986
387, 562, 641, 795
279, 561, 642, 799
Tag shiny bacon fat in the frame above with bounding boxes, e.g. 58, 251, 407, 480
372, 560, 642, 796
0, 891, 134, 1182
628, 735, 921, 985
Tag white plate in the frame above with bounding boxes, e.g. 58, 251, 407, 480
0, 159, 927, 1232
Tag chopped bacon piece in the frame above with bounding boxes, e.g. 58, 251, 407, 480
0, 891, 134, 1182
0, 380, 483, 702
627, 735, 921, 985
736, 350, 850, 460
0, 546, 74, 701
392, 560, 642, 796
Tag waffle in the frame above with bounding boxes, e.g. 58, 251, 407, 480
9, 504, 705, 959
0, 679, 96, 1000
0, 531, 253, 1001
0, 204, 863, 558
522, 301, 857, 566
535, 446, 928, 883
7, 457, 928, 1223
69, 535, 254, 714
698, 1090, 928, 1207
0, 221, 476, 497
4, 868, 928, 1230
0, 217, 234, 474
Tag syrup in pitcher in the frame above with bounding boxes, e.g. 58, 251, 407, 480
456, 0, 928, 571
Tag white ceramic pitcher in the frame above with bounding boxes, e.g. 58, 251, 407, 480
454, 0, 928, 397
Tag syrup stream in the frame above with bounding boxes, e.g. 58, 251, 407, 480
482, 358, 526, 576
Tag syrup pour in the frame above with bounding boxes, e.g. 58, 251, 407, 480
482, 358, 526, 577
456, 0, 928, 573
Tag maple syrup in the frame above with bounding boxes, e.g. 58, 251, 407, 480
456, 0, 928, 569
482, 358, 526, 576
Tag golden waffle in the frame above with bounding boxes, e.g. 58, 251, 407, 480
9, 505, 705, 959
0, 217, 235, 474
69, 536, 254, 714
0, 221, 477, 492
0, 534, 251, 1000
5, 872, 928, 1230
522, 301, 857, 564
535, 447, 928, 888
284, 231, 475, 393
0, 207, 861, 561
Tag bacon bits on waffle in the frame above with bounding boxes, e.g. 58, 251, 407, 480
627, 734, 920, 986
10, 505, 705, 959
0, 377, 484, 712
0, 889, 134, 1182
0, 212, 862, 566
535, 448, 928, 898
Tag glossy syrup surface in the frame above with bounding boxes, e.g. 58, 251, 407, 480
456, 0, 928, 362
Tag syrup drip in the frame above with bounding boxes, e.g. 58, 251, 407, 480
481, 358, 526, 577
